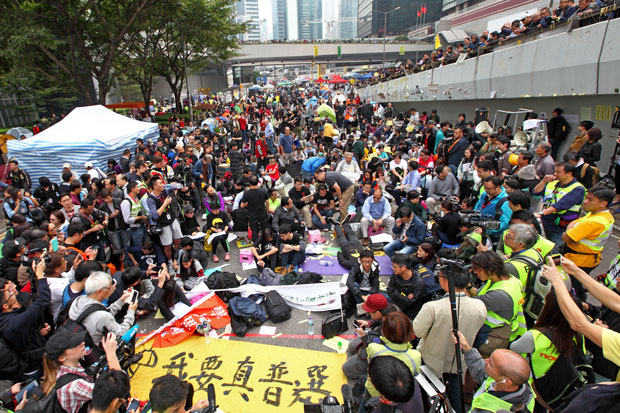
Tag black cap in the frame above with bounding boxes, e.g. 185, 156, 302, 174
45, 326, 87, 361
2, 238, 25, 259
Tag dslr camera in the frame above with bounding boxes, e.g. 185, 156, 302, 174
460, 212, 501, 230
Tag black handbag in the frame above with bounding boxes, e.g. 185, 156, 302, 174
148, 225, 163, 236
321, 312, 348, 339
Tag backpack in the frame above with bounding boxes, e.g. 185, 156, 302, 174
557, 382, 620, 413
555, 117, 571, 141
280, 271, 300, 285
0, 336, 24, 380
507, 254, 549, 321
21, 373, 87, 413
581, 163, 600, 184
297, 272, 323, 284
264, 290, 291, 323
206, 271, 240, 303
60, 303, 108, 366
258, 268, 282, 286
321, 313, 348, 339
228, 296, 267, 325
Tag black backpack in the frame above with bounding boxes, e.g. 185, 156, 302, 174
555, 116, 571, 141
61, 303, 108, 366
206, 271, 240, 302
21, 373, 87, 413
264, 290, 291, 323
557, 382, 620, 413
0, 335, 24, 380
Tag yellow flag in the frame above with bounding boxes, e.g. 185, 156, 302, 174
313, 46, 318, 57
434, 35, 441, 49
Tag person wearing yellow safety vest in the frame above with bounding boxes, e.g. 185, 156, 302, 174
497, 209, 555, 259
452, 330, 535, 413
561, 187, 615, 301
533, 162, 586, 246
509, 289, 588, 410
503, 224, 545, 290
121, 181, 148, 247
598, 238, 620, 291
467, 251, 527, 358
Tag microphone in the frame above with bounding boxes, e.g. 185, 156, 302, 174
206, 383, 217, 413
121, 324, 139, 344
341, 384, 353, 413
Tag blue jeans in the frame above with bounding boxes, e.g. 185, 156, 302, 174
108, 229, 130, 252
384, 240, 416, 257
127, 226, 146, 248
312, 209, 333, 230
281, 250, 306, 268
301, 170, 313, 180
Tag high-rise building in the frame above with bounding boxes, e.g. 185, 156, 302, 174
358, 0, 442, 38
338, 0, 358, 39
236, 0, 260, 41
297, 0, 322, 40
272, 0, 289, 40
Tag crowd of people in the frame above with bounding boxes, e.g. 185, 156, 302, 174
354, 0, 619, 89
1, 77, 620, 413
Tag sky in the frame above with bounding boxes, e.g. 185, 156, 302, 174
258, 0, 338, 40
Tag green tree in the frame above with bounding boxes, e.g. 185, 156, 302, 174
0, 0, 156, 106
149, 0, 247, 113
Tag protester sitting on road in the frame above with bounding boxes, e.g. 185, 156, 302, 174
251, 228, 280, 273
343, 250, 380, 318
278, 224, 306, 273
387, 254, 426, 320
311, 184, 336, 231
384, 208, 425, 257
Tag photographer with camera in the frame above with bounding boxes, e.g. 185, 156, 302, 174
121, 181, 149, 248
468, 252, 527, 357
473, 176, 512, 241
70, 199, 108, 261
41, 330, 121, 413
0, 259, 49, 378
91, 370, 131, 413
452, 330, 534, 413
502, 224, 544, 291
147, 177, 183, 268
412, 262, 486, 413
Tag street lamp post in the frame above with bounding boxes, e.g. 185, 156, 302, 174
374, 6, 401, 68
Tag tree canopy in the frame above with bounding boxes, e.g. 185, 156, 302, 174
0, 0, 245, 116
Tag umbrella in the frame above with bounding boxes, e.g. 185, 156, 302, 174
316, 77, 326, 83
317, 104, 336, 122
248, 85, 262, 90
6, 127, 33, 139
0, 134, 16, 154
358, 72, 373, 80
217, 115, 229, 123
201, 118, 217, 132
305, 96, 318, 109
263, 84, 275, 89
320, 86, 329, 91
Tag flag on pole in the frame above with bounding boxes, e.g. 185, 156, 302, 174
417, 9, 421, 17
434, 34, 441, 50
314, 46, 318, 57
399, 46, 405, 55
422, 5, 427, 14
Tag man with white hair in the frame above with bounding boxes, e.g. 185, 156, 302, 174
336, 152, 361, 175
68, 271, 137, 345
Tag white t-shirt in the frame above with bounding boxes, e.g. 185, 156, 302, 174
389, 159, 408, 173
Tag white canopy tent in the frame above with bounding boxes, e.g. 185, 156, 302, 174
8, 105, 159, 183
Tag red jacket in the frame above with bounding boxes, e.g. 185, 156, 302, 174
255, 139, 268, 158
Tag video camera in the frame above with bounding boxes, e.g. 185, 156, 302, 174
460, 212, 501, 230
303, 385, 354, 413
84, 325, 141, 377
437, 258, 471, 274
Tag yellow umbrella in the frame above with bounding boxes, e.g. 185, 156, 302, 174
0, 134, 16, 154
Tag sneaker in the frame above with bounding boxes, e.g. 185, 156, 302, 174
224, 253, 230, 261
213, 255, 220, 263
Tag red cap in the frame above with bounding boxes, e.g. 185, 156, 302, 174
362, 294, 388, 313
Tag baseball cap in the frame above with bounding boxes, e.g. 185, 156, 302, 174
2, 238, 25, 259
62, 163, 71, 168
45, 326, 87, 360
362, 294, 388, 313
84, 161, 93, 168
184, 205, 195, 214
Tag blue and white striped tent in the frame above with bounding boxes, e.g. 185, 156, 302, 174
8, 105, 159, 184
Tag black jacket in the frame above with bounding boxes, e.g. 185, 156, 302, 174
387, 272, 425, 319
0, 258, 22, 284
346, 261, 380, 301
0, 278, 50, 354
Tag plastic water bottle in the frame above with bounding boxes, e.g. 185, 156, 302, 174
337, 341, 343, 352
319, 260, 334, 266
308, 316, 314, 335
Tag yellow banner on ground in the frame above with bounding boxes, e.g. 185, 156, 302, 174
129, 336, 347, 412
